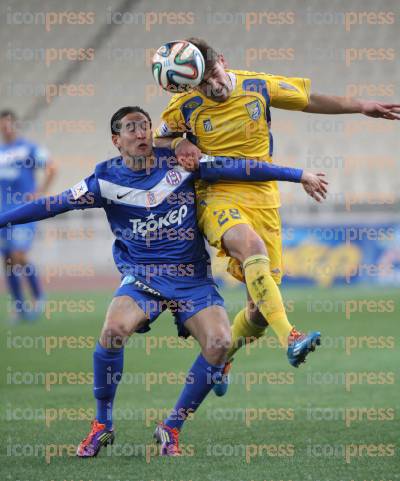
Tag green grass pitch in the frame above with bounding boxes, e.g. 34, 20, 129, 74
1, 286, 399, 481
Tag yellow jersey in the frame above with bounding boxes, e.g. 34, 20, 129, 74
155, 69, 311, 208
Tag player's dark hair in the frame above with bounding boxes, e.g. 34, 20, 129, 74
0, 110, 17, 120
185, 37, 219, 73
111, 106, 152, 135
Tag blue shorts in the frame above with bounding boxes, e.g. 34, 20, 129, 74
0, 223, 36, 254
114, 265, 224, 338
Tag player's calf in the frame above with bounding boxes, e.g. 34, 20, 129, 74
201, 328, 231, 396
87, 295, 147, 453
213, 358, 233, 397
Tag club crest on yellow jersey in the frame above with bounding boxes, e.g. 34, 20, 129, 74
203, 119, 213, 131
245, 100, 262, 120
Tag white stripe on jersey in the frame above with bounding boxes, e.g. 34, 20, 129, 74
199, 155, 215, 164
98, 166, 191, 208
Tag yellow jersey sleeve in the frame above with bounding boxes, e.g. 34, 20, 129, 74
265, 75, 311, 111
154, 94, 188, 138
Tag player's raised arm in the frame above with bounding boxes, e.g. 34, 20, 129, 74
265, 75, 400, 120
0, 175, 102, 228
153, 97, 186, 150
196, 156, 328, 202
155, 136, 202, 171
153, 96, 202, 169
303, 93, 400, 120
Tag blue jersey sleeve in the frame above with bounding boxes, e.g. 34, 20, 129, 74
197, 155, 303, 183
0, 173, 103, 228
69, 174, 103, 207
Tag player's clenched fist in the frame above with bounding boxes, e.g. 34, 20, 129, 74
174, 138, 202, 171
301, 172, 328, 203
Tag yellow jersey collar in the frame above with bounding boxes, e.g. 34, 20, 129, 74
227, 71, 237, 92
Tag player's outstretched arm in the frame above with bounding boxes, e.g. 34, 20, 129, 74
304, 93, 400, 120
197, 156, 328, 202
198, 156, 303, 183
0, 188, 98, 229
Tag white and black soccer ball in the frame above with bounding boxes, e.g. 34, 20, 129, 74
152, 40, 205, 92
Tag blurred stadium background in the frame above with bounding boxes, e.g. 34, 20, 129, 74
0, 0, 399, 290
0, 1, 399, 479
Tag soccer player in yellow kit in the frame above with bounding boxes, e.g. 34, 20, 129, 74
154, 38, 400, 393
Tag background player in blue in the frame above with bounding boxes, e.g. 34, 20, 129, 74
0, 110, 57, 321
0, 106, 327, 456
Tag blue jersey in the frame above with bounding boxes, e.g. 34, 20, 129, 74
70, 148, 210, 275
0, 137, 49, 212
0, 147, 302, 273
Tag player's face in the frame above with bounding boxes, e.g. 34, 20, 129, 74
0, 115, 17, 142
113, 112, 153, 158
196, 59, 232, 102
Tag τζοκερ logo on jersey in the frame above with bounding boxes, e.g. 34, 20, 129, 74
129, 204, 188, 237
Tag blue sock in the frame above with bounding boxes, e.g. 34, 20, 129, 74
4, 261, 24, 316
93, 342, 124, 430
24, 262, 43, 299
164, 353, 223, 431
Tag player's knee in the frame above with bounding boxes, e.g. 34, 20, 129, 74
243, 235, 267, 258
9, 251, 27, 266
101, 315, 131, 348
204, 326, 232, 362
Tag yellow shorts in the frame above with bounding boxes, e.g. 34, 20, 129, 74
197, 200, 282, 284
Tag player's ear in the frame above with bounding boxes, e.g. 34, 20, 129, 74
218, 54, 228, 69
112, 134, 120, 150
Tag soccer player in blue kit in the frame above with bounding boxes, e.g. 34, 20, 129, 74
0, 106, 327, 456
0, 110, 56, 321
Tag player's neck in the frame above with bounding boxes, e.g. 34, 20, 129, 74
123, 154, 155, 171
2, 134, 17, 144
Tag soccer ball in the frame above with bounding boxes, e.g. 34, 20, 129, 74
152, 40, 205, 92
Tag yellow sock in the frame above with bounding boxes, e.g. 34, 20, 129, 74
244, 254, 293, 347
226, 308, 266, 360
